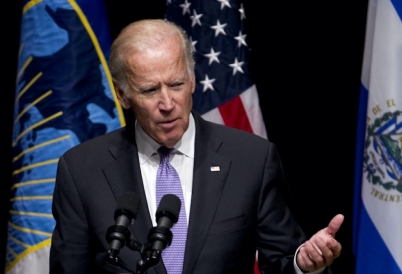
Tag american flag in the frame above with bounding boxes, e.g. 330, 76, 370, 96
165, 0, 267, 139
165, 0, 266, 272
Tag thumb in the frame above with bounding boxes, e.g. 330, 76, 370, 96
326, 214, 344, 237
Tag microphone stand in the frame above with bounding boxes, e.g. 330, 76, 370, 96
105, 239, 162, 274
129, 240, 160, 274
130, 224, 172, 274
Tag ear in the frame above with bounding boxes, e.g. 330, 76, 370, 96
113, 81, 131, 109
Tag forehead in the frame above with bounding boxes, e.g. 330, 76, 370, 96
126, 37, 188, 80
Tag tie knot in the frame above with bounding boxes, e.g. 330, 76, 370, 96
157, 146, 173, 163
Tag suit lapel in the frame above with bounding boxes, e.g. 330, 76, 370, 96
103, 142, 153, 240
183, 114, 231, 273
102, 128, 167, 273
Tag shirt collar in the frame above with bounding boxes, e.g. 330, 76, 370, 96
135, 114, 195, 164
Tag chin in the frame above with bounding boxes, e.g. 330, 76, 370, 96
162, 135, 182, 147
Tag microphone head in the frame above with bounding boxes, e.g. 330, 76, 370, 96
156, 194, 181, 224
114, 191, 141, 221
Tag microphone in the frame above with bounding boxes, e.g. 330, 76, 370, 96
106, 191, 140, 262
148, 194, 181, 260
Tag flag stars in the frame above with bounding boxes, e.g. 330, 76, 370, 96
190, 9, 203, 27
239, 3, 246, 20
217, 0, 231, 10
210, 20, 227, 37
200, 75, 216, 92
229, 58, 244, 75
179, 0, 191, 15
204, 48, 221, 65
234, 31, 247, 47
190, 37, 197, 52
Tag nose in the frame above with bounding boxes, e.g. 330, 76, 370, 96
158, 88, 175, 111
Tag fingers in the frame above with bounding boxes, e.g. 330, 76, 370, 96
326, 214, 344, 237
310, 235, 342, 262
326, 238, 342, 259
297, 235, 342, 272
303, 240, 326, 269
297, 245, 318, 272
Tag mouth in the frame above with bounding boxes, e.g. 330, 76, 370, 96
159, 118, 178, 128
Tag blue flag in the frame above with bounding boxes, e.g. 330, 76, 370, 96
165, 0, 267, 139
6, 1, 124, 273
353, 0, 402, 273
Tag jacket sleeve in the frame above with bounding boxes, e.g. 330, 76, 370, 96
49, 155, 94, 273
256, 143, 307, 274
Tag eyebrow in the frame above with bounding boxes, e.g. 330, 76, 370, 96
136, 83, 160, 92
135, 76, 189, 91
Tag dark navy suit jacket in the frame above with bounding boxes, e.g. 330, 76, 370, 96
50, 112, 322, 274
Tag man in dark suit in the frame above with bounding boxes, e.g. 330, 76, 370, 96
49, 19, 343, 274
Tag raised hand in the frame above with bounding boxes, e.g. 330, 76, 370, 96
296, 214, 344, 272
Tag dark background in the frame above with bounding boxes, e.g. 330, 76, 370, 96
3, 1, 369, 273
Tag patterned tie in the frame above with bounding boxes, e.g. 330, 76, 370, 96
156, 146, 187, 274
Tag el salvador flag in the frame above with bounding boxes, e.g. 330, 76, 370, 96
6, 1, 124, 273
353, 0, 402, 273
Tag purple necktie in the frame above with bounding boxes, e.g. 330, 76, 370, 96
156, 146, 187, 274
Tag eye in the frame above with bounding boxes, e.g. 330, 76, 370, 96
170, 82, 184, 90
141, 87, 158, 95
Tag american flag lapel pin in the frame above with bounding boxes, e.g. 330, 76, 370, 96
211, 166, 220, 172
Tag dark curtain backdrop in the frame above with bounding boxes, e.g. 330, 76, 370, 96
3, 1, 369, 273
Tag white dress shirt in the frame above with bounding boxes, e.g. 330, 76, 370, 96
135, 114, 195, 226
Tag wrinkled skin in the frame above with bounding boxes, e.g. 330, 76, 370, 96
115, 34, 195, 148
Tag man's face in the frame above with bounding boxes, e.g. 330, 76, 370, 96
116, 36, 195, 148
